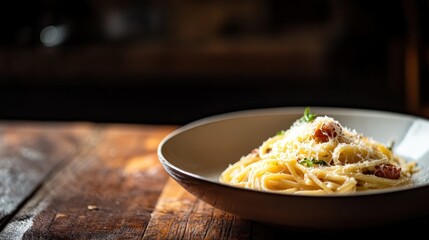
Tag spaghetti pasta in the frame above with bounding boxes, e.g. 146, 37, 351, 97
219, 108, 418, 195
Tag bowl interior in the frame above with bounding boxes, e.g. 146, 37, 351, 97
160, 107, 429, 186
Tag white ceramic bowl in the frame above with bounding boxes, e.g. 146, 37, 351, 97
157, 107, 429, 230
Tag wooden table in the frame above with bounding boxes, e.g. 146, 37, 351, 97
0, 121, 428, 239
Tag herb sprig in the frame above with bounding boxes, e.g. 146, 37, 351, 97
298, 158, 328, 167
300, 107, 317, 123
276, 130, 286, 136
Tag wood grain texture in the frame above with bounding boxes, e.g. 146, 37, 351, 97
143, 179, 429, 239
0, 124, 175, 240
2, 122, 428, 239
143, 179, 285, 240
0, 122, 93, 228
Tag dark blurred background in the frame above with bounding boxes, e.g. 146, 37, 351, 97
0, 0, 427, 125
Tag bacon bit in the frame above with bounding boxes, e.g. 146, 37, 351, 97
251, 148, 259, 154
313, 122, 339, 143
374, 164, 401, 179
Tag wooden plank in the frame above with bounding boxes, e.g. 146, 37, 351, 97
143, 178, 284, 240
0, 124, 175, 239
144, 179, 429, 239
0, 122, 94, 228
2, 122, 428, 239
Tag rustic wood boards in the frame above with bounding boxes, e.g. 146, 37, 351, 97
0, 122, 428, 239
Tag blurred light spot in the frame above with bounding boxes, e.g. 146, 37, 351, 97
104, 11, 127, 39
40, 25, 68, 47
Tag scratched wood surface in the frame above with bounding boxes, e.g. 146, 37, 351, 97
0, 122, 93, 228
1, 124, 174, 239
142, 178, 283, 240
0, 122, 428, 239
141, 178, 429, 239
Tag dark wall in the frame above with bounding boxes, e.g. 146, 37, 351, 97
0, 0, 426, 124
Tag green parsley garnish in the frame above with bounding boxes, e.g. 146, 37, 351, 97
298, 158, 328, 167
300, 107, 317, 123
276, 130, 286, 136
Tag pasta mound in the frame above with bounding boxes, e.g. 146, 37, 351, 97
219, 108, 418, 195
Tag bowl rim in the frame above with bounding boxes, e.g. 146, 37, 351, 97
157, 106, 429, 198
